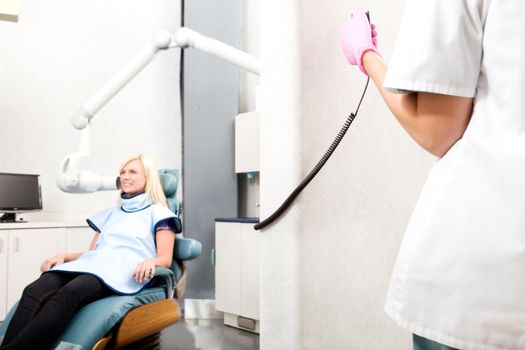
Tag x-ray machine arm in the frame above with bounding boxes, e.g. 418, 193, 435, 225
57, 27, 260, 193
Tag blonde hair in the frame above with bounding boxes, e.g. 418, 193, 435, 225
119, 154, 168, 207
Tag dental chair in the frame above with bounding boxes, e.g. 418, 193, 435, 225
0, 169, 201, 350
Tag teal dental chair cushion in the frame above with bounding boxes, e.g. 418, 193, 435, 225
160, 169, 181, 217
51, 287, 167, 350
0, 287, 168, 350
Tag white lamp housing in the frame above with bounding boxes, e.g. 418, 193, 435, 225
57, 127, 118, 193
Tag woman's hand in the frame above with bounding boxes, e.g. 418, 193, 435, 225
132, 230, 175, 283
40, 254, 66, 273
133, 258, 157, 283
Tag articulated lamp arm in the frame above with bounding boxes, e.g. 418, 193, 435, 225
58, 27, 260, 193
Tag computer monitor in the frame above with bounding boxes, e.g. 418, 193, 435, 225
0, 173, 42, 223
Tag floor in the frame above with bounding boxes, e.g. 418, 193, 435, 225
160, 318, 260, 350
0, 317, 259, 350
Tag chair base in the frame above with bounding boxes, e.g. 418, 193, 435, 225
92, 299, 181, 350
93, 332, 162, 350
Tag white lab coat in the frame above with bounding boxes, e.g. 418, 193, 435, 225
383, 1, 525, 349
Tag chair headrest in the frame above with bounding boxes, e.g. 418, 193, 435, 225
159, 169, 181, 216
159, 169, 179, 198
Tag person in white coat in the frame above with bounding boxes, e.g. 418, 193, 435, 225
341, 1, 525, 349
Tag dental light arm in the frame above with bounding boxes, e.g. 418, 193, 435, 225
59, 27, 260, 193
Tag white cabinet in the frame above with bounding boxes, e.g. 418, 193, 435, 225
215, 219, 260, 333
0, 231, 8, 320
215, 222, 242, 315
7, 228, 66, 315
240, 227, 259, 320
235, 112, 260, 173
0, 223, 88, 321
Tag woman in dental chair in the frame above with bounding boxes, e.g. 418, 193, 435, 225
0, 154, 179, 350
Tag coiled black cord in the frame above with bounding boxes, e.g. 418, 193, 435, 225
254, 77, 370, 231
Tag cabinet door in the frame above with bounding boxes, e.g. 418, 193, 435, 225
65, 227, 95, 253
0, 231, 8, 320
215, 222, 241, 315
7, 228, 66, 312
240, 223, 260, 319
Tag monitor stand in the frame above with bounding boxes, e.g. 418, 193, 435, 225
0, 213, 26, 223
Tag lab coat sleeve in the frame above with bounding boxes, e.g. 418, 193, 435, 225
383, 0, 486, 97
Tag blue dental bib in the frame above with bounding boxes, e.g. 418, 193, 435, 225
51, 193, 176, 294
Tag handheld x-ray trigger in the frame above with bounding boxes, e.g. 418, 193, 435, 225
254, 11, 372, 231
351, 10, 370, 22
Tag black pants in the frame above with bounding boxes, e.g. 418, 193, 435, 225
0, 272, 112, 350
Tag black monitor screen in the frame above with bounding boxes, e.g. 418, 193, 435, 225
0, 173, 42, 211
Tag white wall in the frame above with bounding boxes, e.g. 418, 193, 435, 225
0, 0, 182, 221
240, 0, 259, 114
260, 0, 435, 349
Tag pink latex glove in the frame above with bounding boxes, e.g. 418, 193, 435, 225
340, 8, 379, 75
